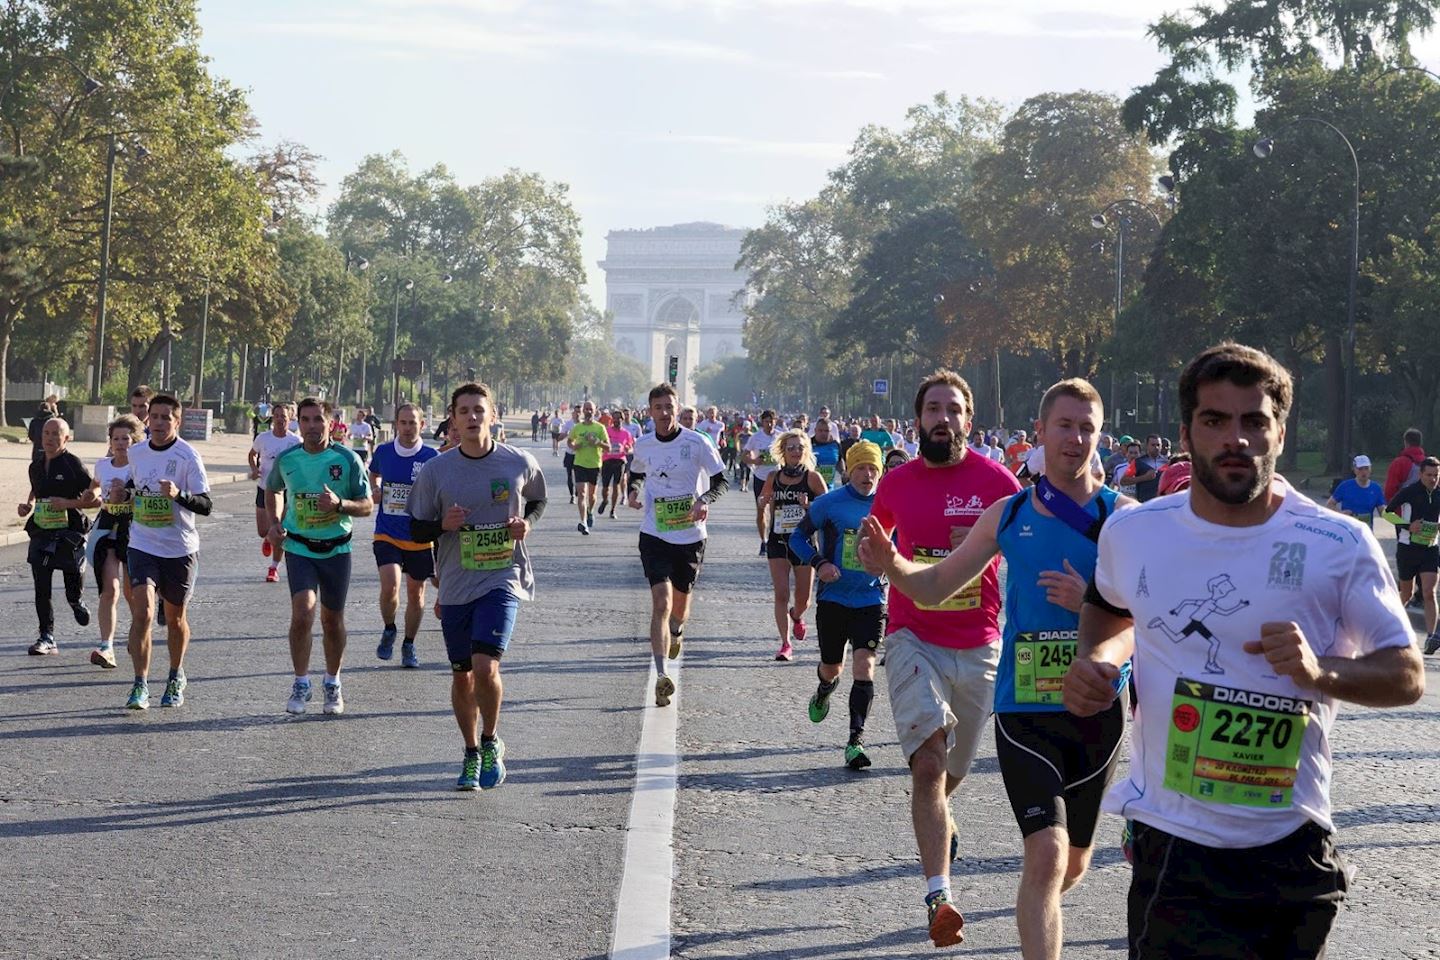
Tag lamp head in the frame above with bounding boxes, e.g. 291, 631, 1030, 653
1157, 174, 1176, 193
1090, 213, 1107, 230
441, 274, 454, 284
1253, 137, 1275, 159
82, 76, 103, 96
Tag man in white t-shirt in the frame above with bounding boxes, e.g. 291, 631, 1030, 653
349, 408, 375, 465
697, 406, 725, 447
556, 404, 578, 504
1064, 342, 1423, 960
249, 402, 301, 582
742, 410, 781, 556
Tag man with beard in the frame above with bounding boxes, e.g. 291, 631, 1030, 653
1064, 342, 1423, 960
857, 370, 1022, 947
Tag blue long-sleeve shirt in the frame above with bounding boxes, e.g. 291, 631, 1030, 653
789, 483, 886, 609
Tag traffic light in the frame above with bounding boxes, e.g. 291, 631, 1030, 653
667, 355, 679, 385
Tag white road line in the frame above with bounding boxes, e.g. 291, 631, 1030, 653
609, 660, 681, 960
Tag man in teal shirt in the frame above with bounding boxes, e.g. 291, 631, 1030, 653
265, 397, 373, 717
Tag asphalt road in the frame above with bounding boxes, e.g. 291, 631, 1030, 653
3, 438, 1437, 959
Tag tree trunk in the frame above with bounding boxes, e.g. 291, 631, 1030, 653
0, 307, 16, 429
1323, 331, 1345, 473
1281, 363, 1302, 473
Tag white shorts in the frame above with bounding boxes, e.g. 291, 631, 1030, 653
885, 628, 997, 779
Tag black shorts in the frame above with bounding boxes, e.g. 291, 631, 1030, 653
573, 464, 600, 485
601, 459, 625, 485
92, 531, 128, 591
1395, 542, 1439, 580
993, 695, 1126, 847
285, 550, 353, 611
752, 475, 767, 500
815, 601, 886, 665
256, 486, 285, 510
1128, 820, 1347, 959
373, 539, 435, 581
765, 536, 804, 564
127, 548, 198, 608
639, 532, 705, 594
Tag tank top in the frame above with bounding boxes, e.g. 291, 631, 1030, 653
769, 471, 814, 542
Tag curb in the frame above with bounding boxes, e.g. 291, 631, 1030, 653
0, 470, 254, 549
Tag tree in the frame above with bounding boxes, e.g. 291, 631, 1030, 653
693, 355, 752, 407
1363, 215, 1440, 442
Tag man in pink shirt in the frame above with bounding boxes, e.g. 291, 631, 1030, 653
599, 412, 634, 519
860, 369, 1022, 948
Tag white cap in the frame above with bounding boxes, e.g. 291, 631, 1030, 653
1353, 455, 1372, 469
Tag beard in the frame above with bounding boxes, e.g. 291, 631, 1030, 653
1191, 449, 1274, 505
918, 428, 964, 465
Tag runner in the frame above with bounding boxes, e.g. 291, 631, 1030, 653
129, 385, 153, 431
860, 414, 895, 450
1063, 341, 1424, 960
265, 397, 372, 716
1326, 454, 1385, 524
407, 382, 547, 790
698, 405, 726, 447
789, 440, 886, 769
349, 406, 375, 466
123, 394, 212, 709
86, 415, 145, 668
628, 383, 728, 707
742, 410, 782, 556
865, 378, 1131, 960
558, 403, 579, 504
1383, 455, 1440, 651
20, 417, 92, 656
854, 369, 1023, 948
600, 409, 634, 519
811, 418, 841, 490
760, 428, 828, 661
678, 405, 699, 432
249, 402, 301, 583
369, 402, 440, 668
567, 400, 608, 535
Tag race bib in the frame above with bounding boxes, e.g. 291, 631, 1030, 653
817, 464, 836, 487
293, 492, 333, 530
382, 482, 412, 516
773, 502, 804, 534
134, 494, 175, 528
758, 450, 775, 466
841, 529, 863, 571
103, 500, 132, 516
1164, 678, 1310, 808
352, 437, 368, 450
1013, 631, 1077, 704
912, 546, 981, 611
460, 522, 514, 571
1414, 520, 1439, 548
32, 500, 67, 530
655, 495, 695, 532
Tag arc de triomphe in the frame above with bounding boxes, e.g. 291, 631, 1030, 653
597, 222, 749, 405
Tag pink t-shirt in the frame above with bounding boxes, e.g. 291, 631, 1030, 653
603, 426, 634, 462
870, 452, 1023, 649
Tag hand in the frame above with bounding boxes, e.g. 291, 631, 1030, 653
759, 490, 773, 504
949, 525, 970, 550
18, 502, 31, 517
108, 479, 126, 502
1063, 659, 1121, 716
627, 493, 642, 510
249, 467, 260, 480
686, 501, 709, 524
817, 561, 841, 584
857, 515, 897, 575
1038, 559, 1087, 613
158, 479, 179, 500
442, 503, 469, 532
1243, 621, 1323, 689
507, 517, 530, 542
266, 523, 287, 550
799, 494, 810, 509
1410, 520, 1423, 533
316, 485, 341, 514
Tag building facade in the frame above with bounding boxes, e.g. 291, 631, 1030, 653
597, 222, 749, 405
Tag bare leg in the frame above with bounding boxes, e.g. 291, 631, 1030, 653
288, 591, 317, 676
1016, 827, 1068, 960
378, 563, 401, 627
910, 730, 952, 879
649, 582, 672, 660
319, 605, 347, 676
768, 557, 791, 643
404, 576, 426, 639
98, 553, 122, 647
452, 672, 478, 748
473, 653, 502, 737
126, 584, 156, 679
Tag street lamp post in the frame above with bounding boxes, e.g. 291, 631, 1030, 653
88, 135, 148, 403
1252, 116, 1360, 462
1090, 199, 1163, 431
387, 277, 414, 411
337, 253, 368, 401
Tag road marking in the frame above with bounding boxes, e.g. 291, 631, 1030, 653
610, 659, 680, 960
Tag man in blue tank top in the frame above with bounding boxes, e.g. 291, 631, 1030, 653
861, 378, 1134, 960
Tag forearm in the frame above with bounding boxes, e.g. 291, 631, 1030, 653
699, 471, 728, 505
340, 497, 372, 518
1077, 602, 1136, 666
627, 472, 646, 498
175, 491, 213, 516
885, 553, 974, 608
1313, 647, 1424, 707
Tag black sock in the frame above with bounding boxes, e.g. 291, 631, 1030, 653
404, 636, 415, 644
815, 665, 839, 696
481, 734, 496, 746
385, 622, 396, 632
849, 680, 874, 739
465, 746, 480, 757
167, 667, 180, 681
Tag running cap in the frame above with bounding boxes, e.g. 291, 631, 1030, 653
1118, 435, 1135, 445
845, 440, 884, 473
1353, 455, 1371, 468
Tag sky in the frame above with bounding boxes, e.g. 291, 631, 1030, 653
191, 0, 1440, 302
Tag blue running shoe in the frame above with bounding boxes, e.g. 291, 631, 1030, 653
401, 641, 419, 669
478, 737, 506, 789
376, 625, 397, 661
456, 753, 480, 791
126, 680, 150, 710
160, 673, 186, 708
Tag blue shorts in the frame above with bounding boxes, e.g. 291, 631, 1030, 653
441, 588, 519, 670
285, 551, 352, 611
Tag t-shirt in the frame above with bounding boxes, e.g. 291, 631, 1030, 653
697, 418, 725, 446
603, 425, 634, 462
93, 456, 133, 532
993, 487, 1128, 712
1330, 479, 1385, 520
127, 437, 209, 558
1135, 455, 1168, 502
349, 421, 374, 455
370, 439, 440, 549
266, 442, 370, 559
788, 483, 885, 609
1386, 481, 1440, 548
860, 428, 895, 451
407, 443, 547, 605
26, 451, 91, 535
812, 441, 841, 488
1005, 441, 1033, 472
569, 421, 609, 470
1093, 485, 1412, 847
632, 427, 726, 545
869, 452, 1023, 649
744, 428, 782, 480
1024, 445, 1106, 481
1112, 461, 1139, 498
251, 430, 302, 490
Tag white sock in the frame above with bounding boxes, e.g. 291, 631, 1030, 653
926, 875, 950, 898
295, 674, 310, 684
324, 673, 339, 686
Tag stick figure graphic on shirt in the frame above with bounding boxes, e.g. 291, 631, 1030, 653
1147, 573, 1250, 675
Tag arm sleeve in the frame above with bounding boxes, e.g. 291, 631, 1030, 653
175, 491, 213, 516
789, 501, 821, 565
1329, 530, 1415, 658
699, 471, 729, 505
523, 498, 546, 524
627, 471, 646, 496
1087, 523, 1134, 619
520, 456, 548, 521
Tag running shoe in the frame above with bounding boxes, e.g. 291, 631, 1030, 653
323, 680, 344, 715
808, 688, 832, 723
925, 891, 965, 947
265, 566, 279, 583
1425, 633, 1440, 656
758, 541, 767, 557
401, 641, 419, 669
261, 539, 272, 558
125, 680, 150, 710
91, 646, 117, 669
667, 631, 683, 660
377, 625, 397, 661
478, 737, 506, 789
577, 522, 590, 536
587, 511, 595, 529
774, 640, 794, 662
286, 679, 312, 715
598, 499, 609, 514
949, 815, 960, 862
156, 605, 166, 627
1121, 819, 1135, 865
456, 753, 481, 791
791, 613, 807, 642
160, 673, 186, 708
845, 741, 872, 770
28, 635, 57, 656
655, 674, 675, 707
71, 601, 90, 627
